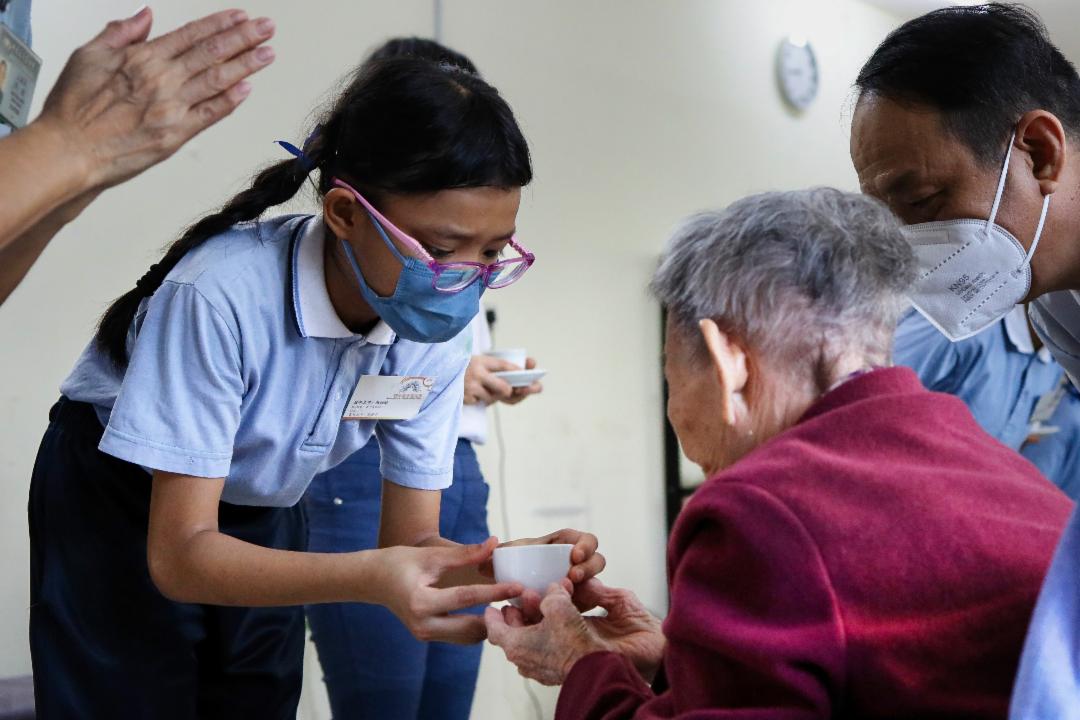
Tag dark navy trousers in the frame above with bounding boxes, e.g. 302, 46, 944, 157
28, 398, 307, 719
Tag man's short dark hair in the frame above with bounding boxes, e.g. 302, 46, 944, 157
855, 3, 1080, 164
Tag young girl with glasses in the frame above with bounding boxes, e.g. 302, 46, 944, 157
28, 54, 602, 719
302, 38, 547, 720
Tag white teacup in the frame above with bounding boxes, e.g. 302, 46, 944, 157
492, 544, 573, 607
485, 348, 527, 370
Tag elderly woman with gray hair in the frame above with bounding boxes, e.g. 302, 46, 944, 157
486, 188, 1070, 719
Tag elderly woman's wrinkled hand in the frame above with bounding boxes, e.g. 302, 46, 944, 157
485, 583, 608, 686
37, 7, 276, 191
486, 580, 666, 686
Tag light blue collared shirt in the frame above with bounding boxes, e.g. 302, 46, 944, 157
1010, 504, 1080, 720
1009, 291, 1080, 720
0, 0, 31, 44
0, 0, 31, 138
892, 306, 1080, 485
60, 215, 469, 506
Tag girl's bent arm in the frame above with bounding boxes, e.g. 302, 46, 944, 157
147, 470, 383, 606
147, 470, 521, 642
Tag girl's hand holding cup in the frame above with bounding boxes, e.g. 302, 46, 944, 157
371, 538, 524, 644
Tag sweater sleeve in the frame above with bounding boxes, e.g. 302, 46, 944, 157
556, 482, 845, 720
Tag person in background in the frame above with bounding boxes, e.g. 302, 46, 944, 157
485, 188, 1070, 719
303, 37, 543, 720
0, 5, 276, 304
893, 305, 1080, 497
848, 5, 1080, 717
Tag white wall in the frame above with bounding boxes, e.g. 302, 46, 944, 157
0, 1, 901, 718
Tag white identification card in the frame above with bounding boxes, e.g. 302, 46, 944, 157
0, 22, 40, 128
343, 375, 434, 420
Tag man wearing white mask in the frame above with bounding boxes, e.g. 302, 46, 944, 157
850, 5, 1080, 718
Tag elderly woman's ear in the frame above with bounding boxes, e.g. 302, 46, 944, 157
698, 319, 749, 426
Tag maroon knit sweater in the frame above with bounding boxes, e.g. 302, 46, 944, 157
557, 367, 1071, 719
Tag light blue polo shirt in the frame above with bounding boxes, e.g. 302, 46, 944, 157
892, 306, 1063, 449
1009, 289, 1080, 720
0, 0, 31, 139
893, 306, 1080, 497
60, 214, 469, 506
0, 0, 31, 45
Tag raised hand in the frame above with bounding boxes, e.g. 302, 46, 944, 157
38, 7, 276, 190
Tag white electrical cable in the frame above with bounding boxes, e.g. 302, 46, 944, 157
494, 402, 511, 543
489, 321, 544, 720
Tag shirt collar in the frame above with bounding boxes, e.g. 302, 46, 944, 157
1003, 305, 1051, 363
291, 217, 396, 344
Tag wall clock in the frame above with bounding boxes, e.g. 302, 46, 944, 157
777, 36, 819, 111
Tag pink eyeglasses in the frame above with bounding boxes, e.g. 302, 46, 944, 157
333, 178, 535, 293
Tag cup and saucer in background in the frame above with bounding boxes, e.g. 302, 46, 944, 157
485, 348, 547, 387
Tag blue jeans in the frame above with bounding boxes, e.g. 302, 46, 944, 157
304, 439, 491, 720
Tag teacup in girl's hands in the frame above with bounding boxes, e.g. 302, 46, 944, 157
492, 544, 573, 608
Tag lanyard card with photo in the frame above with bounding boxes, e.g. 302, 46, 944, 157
343, 375, 434, 421
0, 21, 40, 128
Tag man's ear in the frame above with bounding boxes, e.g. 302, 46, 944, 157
1016, 110, 1068, 196
323, 188, 361, 240
699, 319, 748, 426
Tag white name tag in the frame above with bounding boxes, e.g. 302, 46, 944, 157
343, 375, 434, 420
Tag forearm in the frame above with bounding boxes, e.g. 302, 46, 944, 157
0, 188, 100, 303
151, 529, 387, 607
0, 118, 92, 252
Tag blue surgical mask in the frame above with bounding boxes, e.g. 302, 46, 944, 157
338, 216, 482, 344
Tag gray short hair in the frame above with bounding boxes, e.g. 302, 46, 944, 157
652, 187, 915, 370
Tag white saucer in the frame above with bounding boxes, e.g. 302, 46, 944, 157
493, 369, 547, 388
